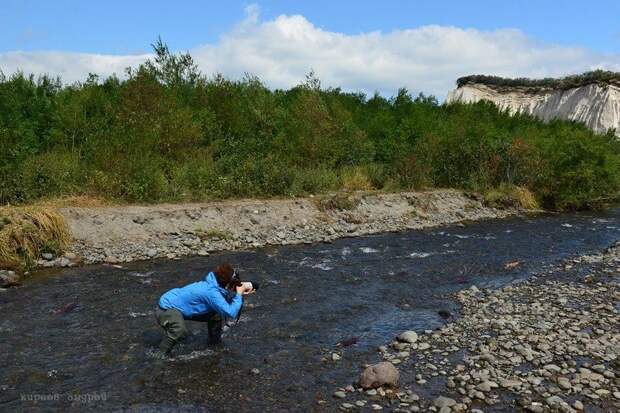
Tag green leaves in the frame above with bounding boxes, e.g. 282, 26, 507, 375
1, 42, 619, 210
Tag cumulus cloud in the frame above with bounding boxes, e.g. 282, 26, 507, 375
0, 50, 149, 83
2, 6, 620, 98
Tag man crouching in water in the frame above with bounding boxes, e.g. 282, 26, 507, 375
156, 263, 256, 356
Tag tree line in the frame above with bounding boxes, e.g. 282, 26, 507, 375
457, 70, 620, 91
1, 40, 619, 210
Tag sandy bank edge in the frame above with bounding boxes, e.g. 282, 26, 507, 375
33, 189, 519, 269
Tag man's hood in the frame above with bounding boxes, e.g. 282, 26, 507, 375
205, 272, 230, 296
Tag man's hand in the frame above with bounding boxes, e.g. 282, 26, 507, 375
239, 282, 255, 295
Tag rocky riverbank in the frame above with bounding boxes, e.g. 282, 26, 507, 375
33, 189, 517, 269
333, 242, 620, 412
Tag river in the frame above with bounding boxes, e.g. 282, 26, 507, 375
2, 209, 620, 412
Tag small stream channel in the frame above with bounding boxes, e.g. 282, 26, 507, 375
2, 209, 620, 412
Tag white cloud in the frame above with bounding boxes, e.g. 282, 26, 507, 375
0, 51, 149, 82
2, 7, 620, 98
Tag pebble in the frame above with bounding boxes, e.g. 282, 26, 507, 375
433, 396, 456, 408
557, 377, 571, 390
418, 342, 431, 350
104, 256, 118, 264
35, 191, 517, 269
336, 241, 620, 413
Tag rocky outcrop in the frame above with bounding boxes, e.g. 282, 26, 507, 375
447, 82, 620, 136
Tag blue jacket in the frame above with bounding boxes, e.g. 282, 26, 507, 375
159, 272, 242, 319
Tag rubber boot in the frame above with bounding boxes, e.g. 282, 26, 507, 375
207, 316, 223, 346
159, 336, 176, 355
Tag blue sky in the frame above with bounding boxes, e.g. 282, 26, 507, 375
2, 1, 620, 96
3, 0, 619, 54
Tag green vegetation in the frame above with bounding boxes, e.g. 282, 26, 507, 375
2, 40, 620, 211
196, 228, 233, 241
457, 70, 620, 91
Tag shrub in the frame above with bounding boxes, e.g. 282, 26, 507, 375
341, 166, 373, 191
19, 151, 83, 201
0, 41, 618, 211
291, 167, 340, 195
484, 184, 538, 210
170, 151, 218, 200
457, 70, 620, 90
316, 193, 360, 211
116, 156, 169, 202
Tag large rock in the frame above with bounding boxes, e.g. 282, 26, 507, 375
397, 331, 418, 343
359, 362, 399, 389
0, 270, 20, 287
434, 396, 457, 409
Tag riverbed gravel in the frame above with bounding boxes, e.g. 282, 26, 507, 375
334, 242, 620, 412
36, 190, 516, 269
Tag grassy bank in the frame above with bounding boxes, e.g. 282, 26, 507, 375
2, 40, 620, 211
0, 206, 70, 271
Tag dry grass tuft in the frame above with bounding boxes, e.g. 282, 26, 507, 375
31, 195, 114, 208
484, 185, 539, 210
0, 206, 71, 271
315, 193, 361, 212
195, 228, 233, 241
341, 167, 373, 191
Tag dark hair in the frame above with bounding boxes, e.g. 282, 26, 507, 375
214, 263, 241, 289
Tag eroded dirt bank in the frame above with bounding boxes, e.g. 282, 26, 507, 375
43, 189, 517, 267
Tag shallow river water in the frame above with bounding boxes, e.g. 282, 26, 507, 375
2, 209, 620, 412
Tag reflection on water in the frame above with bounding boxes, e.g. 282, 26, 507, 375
2, 209, 620, 412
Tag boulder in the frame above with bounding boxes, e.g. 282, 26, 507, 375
359, 362, 399, 389
397, 330, 418, 343
0, 270, 20, 287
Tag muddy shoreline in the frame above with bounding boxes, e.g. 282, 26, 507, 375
41, 189, 518, 269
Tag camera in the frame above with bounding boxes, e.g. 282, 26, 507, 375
244, 281, 260, 292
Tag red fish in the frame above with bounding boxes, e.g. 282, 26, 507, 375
336, 337, 359, 347
53, 302, 78, 315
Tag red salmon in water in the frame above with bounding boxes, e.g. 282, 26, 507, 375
53, 303, 78, 315
336, 337, 358, 347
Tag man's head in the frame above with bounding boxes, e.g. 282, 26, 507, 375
214, 263, 241, 291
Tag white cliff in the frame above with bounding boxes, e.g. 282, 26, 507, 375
447, 83, 620, 136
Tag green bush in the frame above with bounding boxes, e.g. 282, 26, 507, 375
0, 41, 619, 210
116, 156, 169, 202
457, 69, 620, 90
20, 151, 83, 201
170, 151, 218, 200
291, 167, 340, 195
